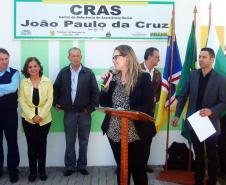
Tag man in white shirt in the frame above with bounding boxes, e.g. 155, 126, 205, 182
140, 47, 162, 173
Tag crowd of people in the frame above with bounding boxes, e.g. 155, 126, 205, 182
0, 46, 226, 185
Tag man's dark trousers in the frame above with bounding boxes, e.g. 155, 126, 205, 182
218, 114, 226, 175
64, 111, 91, 170
191, 131, 218, 185
0, 110, 19, 175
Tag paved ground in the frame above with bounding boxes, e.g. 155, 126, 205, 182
0, 166, 224, 185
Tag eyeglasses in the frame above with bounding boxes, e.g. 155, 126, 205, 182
112, 55, 123, 61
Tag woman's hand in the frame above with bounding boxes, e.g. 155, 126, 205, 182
101, 71, 113, 90
32, 115, 43, 124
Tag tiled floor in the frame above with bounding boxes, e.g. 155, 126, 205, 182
0, 166, 223, 185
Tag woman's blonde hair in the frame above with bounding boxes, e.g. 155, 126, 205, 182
114, 45, 141, 94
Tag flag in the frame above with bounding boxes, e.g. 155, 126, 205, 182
155, 33, 182, 132
207, 21, 226, 77
176, 21, 197, 143
207, 20, 226, 118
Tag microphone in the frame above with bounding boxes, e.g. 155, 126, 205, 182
101, 67, 115, 88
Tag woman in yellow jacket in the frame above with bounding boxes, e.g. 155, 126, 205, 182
19, 57, 53, 182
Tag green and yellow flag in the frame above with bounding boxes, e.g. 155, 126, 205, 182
176, 21, 197, 143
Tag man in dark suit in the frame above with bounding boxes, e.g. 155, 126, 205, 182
141, 47, 161, 113
172, 47, 226, 185
140, 47, 162, 173
0, 48, 20, 183
218, 113, 226, 177
53, 47, 99, 176
218, 51, 226, 177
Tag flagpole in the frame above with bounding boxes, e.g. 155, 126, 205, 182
208, 3, 212, 33
158, 6, 198, 185
157, 5, 196, 184
164, 5, 175, 171
187, 5, 198, 173
194, 6, 197, 41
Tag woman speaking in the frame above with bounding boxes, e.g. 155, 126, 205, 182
100, 45, 156, 185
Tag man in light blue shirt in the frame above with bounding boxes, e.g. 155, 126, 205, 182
0, 48, 20, 183
0, 68, 19, 97
53, 47, 99, 177
70, 64, 81, 103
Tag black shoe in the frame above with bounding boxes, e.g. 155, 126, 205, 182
79, 169, 89, 175
28, 173, 36, 182
10, 174, 19, 183
146, 166, 154, 173
39, 172, 47, 181
194, 182, 204, 185
218, 171, 226, 177
63, 170, 75, 177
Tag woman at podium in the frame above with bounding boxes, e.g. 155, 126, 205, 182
100, 45, 156, 185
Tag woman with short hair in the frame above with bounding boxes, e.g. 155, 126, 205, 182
19, 57, 53, 182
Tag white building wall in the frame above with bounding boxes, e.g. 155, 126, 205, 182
0, 0, 200, 166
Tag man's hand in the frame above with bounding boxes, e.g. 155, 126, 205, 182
172, 116, 179, 127
84, 108, 90, 114
199, 108, 212, 117
55, 104, 61, 110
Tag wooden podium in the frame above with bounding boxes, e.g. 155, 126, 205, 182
96, 107, 155, 185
